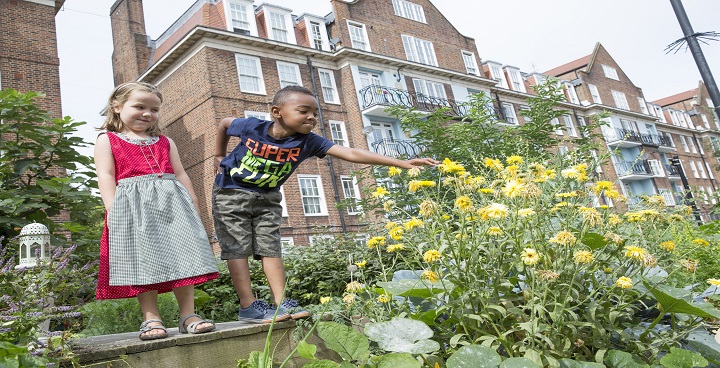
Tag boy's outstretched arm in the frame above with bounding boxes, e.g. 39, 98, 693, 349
214, 117, 234, 173
326, 145, 438, 170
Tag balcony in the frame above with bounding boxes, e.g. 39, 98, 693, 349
604, 128, 642, 148
371, 138, 424, 159
359, 85, 469, 118
657, 135, 676, 152
666, 164, 681, 181
615, 160, 655, 180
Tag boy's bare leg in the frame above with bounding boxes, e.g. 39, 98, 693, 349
227, 258, 256, 308
262, 257, 286, 305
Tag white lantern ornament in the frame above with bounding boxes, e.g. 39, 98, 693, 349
16, 222, 52, 269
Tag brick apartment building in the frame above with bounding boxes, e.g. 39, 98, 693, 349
109, 0, 720, 246
0, 0, 70, 223
109, 0, 497, 246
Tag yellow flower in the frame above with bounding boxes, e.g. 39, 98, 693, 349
573, 250, 594, 264
518, 208, 535, 217
320, 296, 332, 304
388, 166, 402, 176
549, 230, 577, 246
487, 227, 503, 236
537, 270, 560, 282
707, 279, 720, 287
484, 157, 504, 171
385, 221, 398, 231
479, 203, 509, 220
604, 232, 623, 244
556, 191, 578, 198
389, 226, 405, 241
520, 248, 540, 266
659, 241, 675, 251
442, 214, 451, 220
419, 200, 439, 217
408, 168, 421, 177
367, 236, 386, 249
479, 188, 495, 194
643, 253, 658, 268
605, 189, 621, 199
693, 238, 710, 247
438, 158, 466, 175
403, 217, 424, 231
408, 180, 436, 193
544, 169, 557, 180
624, 245, 648, 261
421, 270, 439, 283
615, 277, 633, 289
561, 167, 581, 179
578, 206, 602, 226
645, 195, 666, 207
502, 180, 526, 198
346, 281, 364, 293
455, 195, 474, 212
608, 214, 622, 226
386, 243, 405, 252
372, 186, 389, 198
625, 212, 642, 222
355, 260, 367, 268
343, 294, 357, 304
593, 181, 614, 193
506, 155, 523, 165
383, 200, 396, 212
423, 250, 442, 263
377, 294, 392, 303
667, 214, 684, 222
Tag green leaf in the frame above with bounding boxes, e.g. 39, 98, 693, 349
193, 289, 211, 309
604, 350, 650, 368
684, 329, 720, 362
302, 360, 340, 368
559, 359, 606, 368
317, 321, 370, 363
643, 281, 720, 319
660, 347, 708, 368
298, 340, 318, 360
375, 353, 421, 368
376, 279, 454, 298
446, 345, 502, 368
364, 318, 439, 354
581, 232, 608, 250
500, 357, 541, 368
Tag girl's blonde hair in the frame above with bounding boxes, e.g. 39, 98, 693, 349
100, 82, 163, 136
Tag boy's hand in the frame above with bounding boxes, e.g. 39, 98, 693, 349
400, 157, 440, 169
214, 156, 225, 174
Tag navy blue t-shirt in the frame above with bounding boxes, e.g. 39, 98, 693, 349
214, 117, 335, 192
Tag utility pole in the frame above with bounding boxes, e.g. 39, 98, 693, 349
669, 0, 720, 120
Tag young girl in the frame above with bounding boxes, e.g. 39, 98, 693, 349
94, 82, 219, 340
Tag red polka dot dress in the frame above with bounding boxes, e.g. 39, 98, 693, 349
96, 132, 218, 300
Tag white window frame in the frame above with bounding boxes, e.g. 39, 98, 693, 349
309, 234, 334, 246
304, 16, 330, 51
276, 61, 302, 88
506, 67, 526, 93
564, 82, 579, 104
340, 176, 362, 215
224, 0, 258, 36
637, 97, 648, 114
392, 0, 426, 22
706, 162, 715, 179
707, 98, 714, 108
278, 186, 288, 217
413, 78, 446, 99
654, 105, 667, 123
699, 186, 709, 204
329, 120, 349, 147
347, 21, 371, 51
602, 64, 619, 80
708, 186, 716, 204
552, 117, 563, 135
698, 160, 708, 178
235, 54, 266, 94
588, 84, 602, 104
687, 136, 697, 153
648, 159, 665, 177
698, 138, 705, 154
563, 114, 577, 137
701, 114, 710, 129
502, 103, 517, 125
401, 35, 438, 66
461, 51, 479, 76
487, 62, 509, 89
317, 68, 339, 104
558, 145, 569, 156
591, 150, 603, 173
280, 237, 294, 254
611, 90, 630, 110
297, 175, 328, 216
680, 135, 690, 152
689, 160, 699, 178
264, 8, 296, 44
244, 110, 271, 121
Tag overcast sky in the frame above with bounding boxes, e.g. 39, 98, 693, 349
55, 0, 720, 157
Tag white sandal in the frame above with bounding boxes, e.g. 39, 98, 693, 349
178, 313, 215, 334
139, 319, 168, 341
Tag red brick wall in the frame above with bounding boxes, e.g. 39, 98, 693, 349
110, 0, 152, 85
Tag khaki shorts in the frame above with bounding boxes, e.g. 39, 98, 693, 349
212, 185, 283, 260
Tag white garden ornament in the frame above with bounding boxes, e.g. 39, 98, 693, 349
16, 222, 51, 269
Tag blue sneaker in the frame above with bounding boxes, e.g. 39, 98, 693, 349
278, 299, 310, 320
238, 300, 275, 323
263, 304, 291, 322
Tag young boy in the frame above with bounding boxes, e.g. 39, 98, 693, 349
212, 85, 438, 323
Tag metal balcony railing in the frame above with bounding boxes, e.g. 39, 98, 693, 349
370, 138, 424, 159
665, 164, 680, 176
615, 160, 654, 177
604, 128, 643, 144
658, 135, 674, 148
359, 85, 469, 117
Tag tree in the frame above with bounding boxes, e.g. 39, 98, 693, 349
0, 88, 102, 250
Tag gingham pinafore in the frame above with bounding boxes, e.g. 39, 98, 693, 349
95, 132, 218, 300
